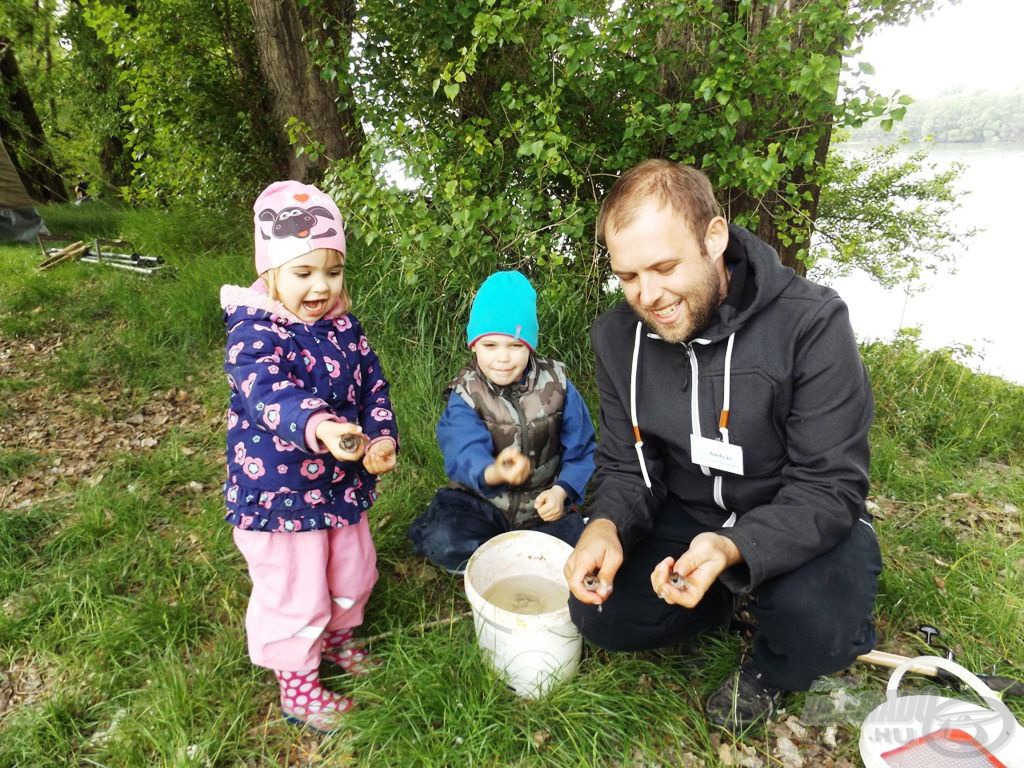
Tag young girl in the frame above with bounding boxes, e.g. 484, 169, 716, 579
220, 180, 398, 732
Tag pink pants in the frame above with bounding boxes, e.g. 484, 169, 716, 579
232, 517, 378, 671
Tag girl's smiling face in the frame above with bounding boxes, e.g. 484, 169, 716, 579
268, 248, 345, 322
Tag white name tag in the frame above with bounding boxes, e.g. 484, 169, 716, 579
690, 434, 745, 476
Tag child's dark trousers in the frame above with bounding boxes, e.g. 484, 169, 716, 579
407, 487, 585, 573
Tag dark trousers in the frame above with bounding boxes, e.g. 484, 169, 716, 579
568, 507, 882, 691
407, 487, 585, 572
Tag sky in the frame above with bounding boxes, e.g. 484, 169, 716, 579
857, 0, 1024, 99
826, 1, 1024, 384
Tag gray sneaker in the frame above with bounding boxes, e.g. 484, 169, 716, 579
705, 662, 783, 731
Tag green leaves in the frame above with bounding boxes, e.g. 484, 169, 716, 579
341, 0, 950, 280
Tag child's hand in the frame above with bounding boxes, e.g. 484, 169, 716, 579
534, 485, 568, 521
363, 438, 397, 476
316, 421, 367, 462
484, 446, 531, 487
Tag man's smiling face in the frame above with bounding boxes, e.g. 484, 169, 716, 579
607, 200, 729, 343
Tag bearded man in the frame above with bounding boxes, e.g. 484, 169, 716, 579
565, 159, 881, 731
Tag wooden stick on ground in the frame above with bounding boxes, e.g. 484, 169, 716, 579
38, 241, 87, 271
858, 649, 1024, 696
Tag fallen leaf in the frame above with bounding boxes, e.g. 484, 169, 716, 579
784, 715, 808, 740
718, 743, 735, 766
823, 724, 838, 748
734, 743, 764, 768
774, 736, 804, 768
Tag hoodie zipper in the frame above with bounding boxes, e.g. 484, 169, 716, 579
686, 342, 711, 478
689, 339, 733, 513
510, 387, 530, 519
630, 322, 736, 517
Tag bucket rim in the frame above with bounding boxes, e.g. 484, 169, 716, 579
463, 530, 574, 628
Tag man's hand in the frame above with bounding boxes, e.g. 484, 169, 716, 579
483, 446, 531, 487
316, 421, 367, 462
564, 518, 622, 605
649, 532, 742, 609
534, 486, 568, 521
363, 437, 397, 475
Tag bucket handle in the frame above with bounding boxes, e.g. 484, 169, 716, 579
887, 656, 999, 703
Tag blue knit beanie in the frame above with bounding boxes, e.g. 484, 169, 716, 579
466, 271, 539, 351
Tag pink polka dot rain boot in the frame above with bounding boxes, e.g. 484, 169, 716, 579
275, 669, 353, 733
321, 628, 375, 675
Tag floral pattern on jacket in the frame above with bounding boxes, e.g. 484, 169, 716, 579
221, 282, 398, 532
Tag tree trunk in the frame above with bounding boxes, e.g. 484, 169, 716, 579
60, 0, 133, 194
716, 0, 848, 275
0, 41, 67, 202
216, 0, 288, 180
751, 120, 834, 276
247, 0, 363, 182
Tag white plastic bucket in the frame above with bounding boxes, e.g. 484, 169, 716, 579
463, 530, 582, 699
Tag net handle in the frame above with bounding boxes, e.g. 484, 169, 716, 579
887, 655, 999, 704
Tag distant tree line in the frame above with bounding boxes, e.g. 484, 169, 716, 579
852, 89, 1024, 144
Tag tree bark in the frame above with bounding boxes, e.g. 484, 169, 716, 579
247, 0, 363, 182
718, 0, 848, 275
216, 0, 288, 180
0, 41, 67, 202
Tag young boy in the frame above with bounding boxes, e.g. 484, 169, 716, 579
407, 270, 596, 574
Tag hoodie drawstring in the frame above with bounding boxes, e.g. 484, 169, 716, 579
630, 321, 653, 491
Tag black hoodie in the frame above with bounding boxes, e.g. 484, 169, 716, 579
586, 224, 874, 594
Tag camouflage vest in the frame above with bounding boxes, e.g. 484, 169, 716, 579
448, 355, 567, 527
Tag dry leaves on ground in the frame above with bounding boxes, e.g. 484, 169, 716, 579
0, 333, 212, 512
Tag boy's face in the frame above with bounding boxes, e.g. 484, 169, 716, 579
473, 334, 531, 387
271, 248, 344, 323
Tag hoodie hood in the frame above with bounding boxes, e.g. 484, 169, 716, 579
695, 224, 796, 343
220, 279, 347, 326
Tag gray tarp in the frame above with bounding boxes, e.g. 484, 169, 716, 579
0, 136, 47, 242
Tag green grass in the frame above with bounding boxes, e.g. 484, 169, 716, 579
0, 449, 41, 483
0, 203, 1022, 765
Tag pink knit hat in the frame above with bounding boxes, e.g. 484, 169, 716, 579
252, 180, 347, 274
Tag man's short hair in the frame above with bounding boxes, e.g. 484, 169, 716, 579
596, 160, 723, 246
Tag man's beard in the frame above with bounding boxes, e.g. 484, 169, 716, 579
632, 258, 721, 344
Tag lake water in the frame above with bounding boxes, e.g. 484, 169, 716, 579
816, 142, 1024, 385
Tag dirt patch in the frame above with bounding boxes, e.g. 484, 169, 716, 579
0, 656, 56, 721
0, 333, 211, 512
869, 487, 1022, 546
